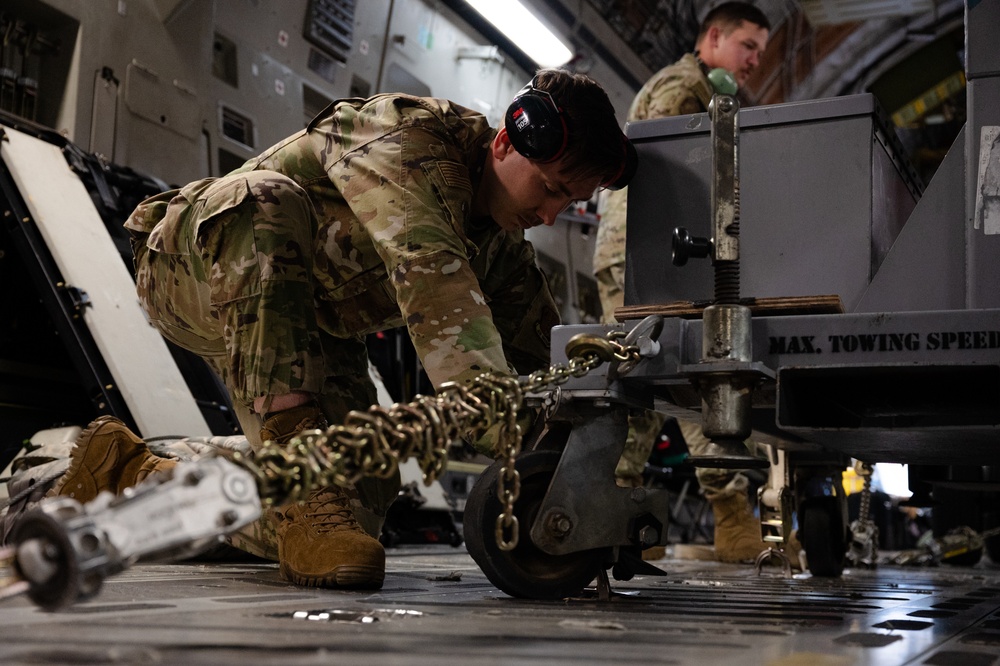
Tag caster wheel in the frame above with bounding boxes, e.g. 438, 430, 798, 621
799, 496, 847, 577
464, 450, 608, 599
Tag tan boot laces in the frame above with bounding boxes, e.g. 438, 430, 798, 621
299, 488, 362, 534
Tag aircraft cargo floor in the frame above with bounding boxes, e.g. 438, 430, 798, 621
1, 545, 998, 665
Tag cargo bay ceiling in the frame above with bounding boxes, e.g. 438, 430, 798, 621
446, 0, 965, 106
0, 0, 969, 183
443, 0, 966, 180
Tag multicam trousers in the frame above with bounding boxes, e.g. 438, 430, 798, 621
130, 171, 400, 545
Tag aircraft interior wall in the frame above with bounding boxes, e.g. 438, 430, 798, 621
0, 0, 640, 187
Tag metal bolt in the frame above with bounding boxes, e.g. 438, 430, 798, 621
638, 525, 659, 548
630, 487, 647, 503
43, 542, 60, 560
546, 512, 573, 538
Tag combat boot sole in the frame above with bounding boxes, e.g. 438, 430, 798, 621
279, 561, 385, 589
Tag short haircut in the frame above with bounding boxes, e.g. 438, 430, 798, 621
531, 68, 625, 185
697, 2, 771, 40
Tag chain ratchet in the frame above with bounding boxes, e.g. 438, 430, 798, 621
3, 457, 261, 611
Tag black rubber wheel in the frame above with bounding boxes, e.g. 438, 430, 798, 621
463, 450, 608, 600
11, 503, 87, 611
799, 496, 846, 577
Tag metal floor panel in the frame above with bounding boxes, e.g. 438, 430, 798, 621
1, 547, 998, 665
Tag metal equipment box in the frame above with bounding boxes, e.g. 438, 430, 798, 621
623, 93, 923, 312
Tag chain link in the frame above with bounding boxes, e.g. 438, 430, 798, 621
857, 463, 872, 525
846, 460, 879, 568
233, 331, 639, 551
858, 461, 879, 563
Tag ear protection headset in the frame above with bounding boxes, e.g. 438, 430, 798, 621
504, 77, 638, 191
707, 67, 738, 95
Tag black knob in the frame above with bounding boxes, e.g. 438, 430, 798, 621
672, 227, 711, 266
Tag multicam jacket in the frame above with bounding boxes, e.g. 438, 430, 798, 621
126, 94, 558, 397
592, 54, 713, 275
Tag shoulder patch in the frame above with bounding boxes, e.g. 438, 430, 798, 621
435, 161, 472, 190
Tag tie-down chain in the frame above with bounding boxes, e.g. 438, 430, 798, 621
237, 326, 644, 551
0, 324, 651, 609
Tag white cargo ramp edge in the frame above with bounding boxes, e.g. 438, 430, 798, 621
1, 124, 211, 437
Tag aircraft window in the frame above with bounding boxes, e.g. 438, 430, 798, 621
219, 105, 256, 149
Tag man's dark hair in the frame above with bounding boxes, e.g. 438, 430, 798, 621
532, 68, 626, 186
697, 2, 771, 40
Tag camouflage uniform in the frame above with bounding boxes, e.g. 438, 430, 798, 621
594, 55, 751, 498
124, 94, 559, 527
593, 53, 712, 317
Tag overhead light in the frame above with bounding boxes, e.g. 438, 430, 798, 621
464, 0, 573, 68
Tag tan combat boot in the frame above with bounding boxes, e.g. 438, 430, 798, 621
259, 402, 329, 446
710, 491, 770, 563
260, 403, 386, 589
276, 486, 386, 588
710, 492, 803, 568
47, 415, 176, 503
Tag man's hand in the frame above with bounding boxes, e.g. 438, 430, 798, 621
466, 406, 539, 458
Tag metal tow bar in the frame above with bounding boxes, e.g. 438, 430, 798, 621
1, 457, 261, 611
